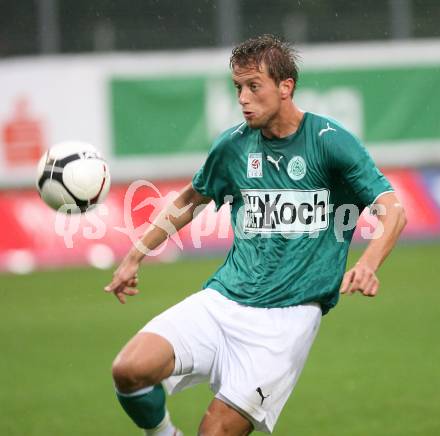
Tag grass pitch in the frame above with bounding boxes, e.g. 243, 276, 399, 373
0, 243, 439, 435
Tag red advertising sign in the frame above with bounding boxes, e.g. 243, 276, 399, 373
2, 97, 46, 166
0, 169, 439, 273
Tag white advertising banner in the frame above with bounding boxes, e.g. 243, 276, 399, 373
1, 40, 440, 188
0, 58, 107, 187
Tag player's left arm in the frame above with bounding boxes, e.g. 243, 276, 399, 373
340, 192, 407, 296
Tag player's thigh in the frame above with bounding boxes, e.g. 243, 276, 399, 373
199, 398, 253, 436
142, 290, 220, 381
112, 332, 175, 391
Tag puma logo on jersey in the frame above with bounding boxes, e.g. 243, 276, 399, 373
231, 122, 246, 136
318, 122, 337, 137
256, 387, 270, 405
266, 155, 283, 171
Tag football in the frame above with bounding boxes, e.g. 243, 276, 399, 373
36, 141, 111, 213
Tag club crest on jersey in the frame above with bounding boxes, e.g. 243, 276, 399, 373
247, 153, 263, 178
287, 156, 306, 181
241, 189, 329, 234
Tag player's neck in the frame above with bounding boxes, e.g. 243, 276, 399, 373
261, 103, 304, 139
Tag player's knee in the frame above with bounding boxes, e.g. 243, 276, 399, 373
199, 419, 252, 436
198, 401, 253, 436
198, 419, 229, 436
112, 357, 138, 392
112, 356, 155, 393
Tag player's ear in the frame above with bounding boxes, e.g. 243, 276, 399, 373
279, 78, 294, 100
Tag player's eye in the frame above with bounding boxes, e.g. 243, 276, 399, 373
250, 83, 259, 91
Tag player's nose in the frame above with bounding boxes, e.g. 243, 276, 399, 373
238, 88, 251, 106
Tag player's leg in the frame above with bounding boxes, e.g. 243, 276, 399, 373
198, 398, 253, 436
112, 332, 179, 435
113, 289, 221, 435
113, 332, 175, 392
206, 292, 322, 433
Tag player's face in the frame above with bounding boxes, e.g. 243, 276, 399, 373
232, 63, 282, 129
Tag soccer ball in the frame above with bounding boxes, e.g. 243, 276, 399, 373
36, 141, 111, 213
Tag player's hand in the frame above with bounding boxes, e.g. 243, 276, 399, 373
339, 262, 379, 297
104, 257, 140, 304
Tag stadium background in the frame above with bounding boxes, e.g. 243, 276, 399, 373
0, 1, 439, 435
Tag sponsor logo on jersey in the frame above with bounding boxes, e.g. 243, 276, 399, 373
287, 156, 306, 180
266, 154, 283, 171
318, 122, 337, 137
256, 387, 271, 405
241, 189, 329, 233
247, 153, 263, 178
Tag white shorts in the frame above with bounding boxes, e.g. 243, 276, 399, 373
140, 289, 321, 433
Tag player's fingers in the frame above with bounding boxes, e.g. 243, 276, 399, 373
370, 281, 379, 297
349, 269, 366, 294
122, 288, 139, 296
104, 274, 127, 292
340, 270, 354, 294
339, 272, 351, 294
105, 271, 138, 292
363, 278, 379, 297
346, 271, 360, 294
104, 280, 119, 292
114, 290, 126, 304
127, 278, 138, 287
358, 270, 372, 292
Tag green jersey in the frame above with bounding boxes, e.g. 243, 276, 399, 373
192, 112, 393, 314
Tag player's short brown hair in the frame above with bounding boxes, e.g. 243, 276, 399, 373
230, 34, 299, 93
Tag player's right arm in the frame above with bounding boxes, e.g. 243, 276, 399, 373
104, 183, 212, 303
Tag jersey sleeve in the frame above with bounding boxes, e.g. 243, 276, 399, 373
325, 128, 393, 209
192, 132, 232, 210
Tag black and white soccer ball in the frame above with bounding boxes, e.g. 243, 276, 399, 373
36, 141, 111, 213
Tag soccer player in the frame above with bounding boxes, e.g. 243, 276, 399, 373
105, 35, 407, 435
